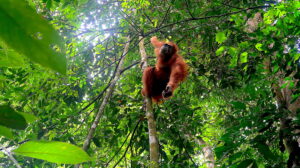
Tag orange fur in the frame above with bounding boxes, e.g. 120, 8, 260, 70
142, 37, 188, 102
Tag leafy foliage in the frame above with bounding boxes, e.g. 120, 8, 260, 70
0, 105, 27, 130
13, 141, 93, 164
0, 0, 299, 167
0, 0, 66, 74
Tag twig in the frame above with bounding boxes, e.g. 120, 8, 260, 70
184, 0, 195, 18
178, 134, 197, 167
120, 61, 140, 73
55, 34, 140, 135
157, 6, 171, 29
145, 5, 271, 36
120, 57, 156, 74
82, 36, 131, 151
112, 119, 142, 168
143, 12, 155, 26
221, 2, 243, 9
105, 132, 131, 167
72, 108, 96, 134
2, 147, 22, 168
106, 118, 142, 166
120, 10, 141, 34
0, 139, 29, 151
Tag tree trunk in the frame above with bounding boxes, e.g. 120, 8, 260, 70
82, 36, 131, 151
139, 36, 159, 167
274, 77, 300, 168
184, 133, 215, 168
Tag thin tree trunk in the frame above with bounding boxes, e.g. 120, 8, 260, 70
184, 133, 215, 168
249, 13, 300, 167
82, 36, 131, 151
139, 36, 159, 167
273, 77, 300, 168
196, 137, 215, 168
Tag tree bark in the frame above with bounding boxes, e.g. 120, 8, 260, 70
184, 133, 215, 168
273, 77, 300, 168
139, 36, 159, 167
247, 13, 300, 167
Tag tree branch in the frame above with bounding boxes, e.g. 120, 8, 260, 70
2, 147, 21, 168
82, 35, 131, 151
157, 6, 171, 29
111, 119, 142, 168
145, 5, 270, 36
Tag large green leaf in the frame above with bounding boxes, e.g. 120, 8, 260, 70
0, 125, 13, 139
240, 52, 248, 64
216, 46, 225, 56
255, 43, 263, 51
13, 141, 93, 164
215, 144, 234, 159
216, 31, 227, 44
254, 142, 276, 161
0, 105, 27, 130
0, 41, 25, 67
0, 0, 66, 74
237, 159, 255, 168
17, 112, 37, 123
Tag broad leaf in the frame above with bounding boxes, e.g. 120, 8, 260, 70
18, 112, 37, 124
215, 144, 234, 159
237, 159, 255, 168
0, 0, 66, 74
0, 125, 13, 139
0, 105, 27, 130
216, 46, 225, 56
0, 41, 25, 67
240, 52, 248, 63
13, 141, 93, 164
216, 31, 227, 44
254, 142, 276, 161
255, 43, 263, 51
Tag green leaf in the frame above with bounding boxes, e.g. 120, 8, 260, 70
13, 141, 93, 164
294, 53, 300, 62
0, 41, 25, 67
172, 0, 182, 9
46, 0, 52, 9
216, 46, 225, 56
216, 31, 227, 44
0, 125, 13, 139
228, 152, 243, 162
0, 0, 66, 74
255, 43, 263, 51
0, 105, 27, 130
231, 101, 246, 110
153, 19, 158, 27
254, 142, 276, 161
229, 47, 238, 68
17, 112, 37, 123
229, 47, 238, 57
92, 137, 101, 147
240, 52, 248, 63
215, 144, 234, 159
239, 41, 249, 48
237, 159, 254, 168
273, 64, 279, 73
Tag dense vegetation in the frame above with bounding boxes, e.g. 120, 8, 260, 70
0, 0, 299, 167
